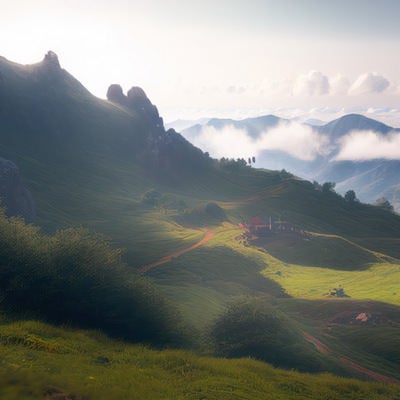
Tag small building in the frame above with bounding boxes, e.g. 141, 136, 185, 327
247, 216, 300, 237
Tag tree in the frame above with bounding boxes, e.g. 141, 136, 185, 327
344, 190, 357, 203
322, 182, 336, 194
248, 157, 251, 165
374, 197, 394, 212
252, 156, 256, 164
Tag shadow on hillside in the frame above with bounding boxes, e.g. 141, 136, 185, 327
147, 246, 289, 298
252, 233, 380, 270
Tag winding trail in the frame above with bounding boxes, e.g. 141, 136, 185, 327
303, 332, 330, 355
140, 232, 215, 273
303, 332, 400, 384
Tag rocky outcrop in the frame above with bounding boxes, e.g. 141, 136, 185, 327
106, 84, 163, 128
0, 158, 35, 222
106, 84, 127, 106
43, 50, 61, 69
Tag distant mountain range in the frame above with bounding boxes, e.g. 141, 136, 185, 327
172, 114, 400, 211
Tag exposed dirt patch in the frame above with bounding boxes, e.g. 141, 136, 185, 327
303, 332, 330, 355
327, 310, 400, 327
303, 332, 400, 384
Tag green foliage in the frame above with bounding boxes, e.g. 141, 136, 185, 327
0, 211, 184, 346
141, 190, 187, 212
374, 197, 394, 212
210, 297, 325, 372
344, 190, 358, 203
177, 202, 227, 226
219, 157, 249, 172
322, 181, 336, 194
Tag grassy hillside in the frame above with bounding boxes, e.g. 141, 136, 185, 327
1, 54, 400, 396
1, 318, 400, 400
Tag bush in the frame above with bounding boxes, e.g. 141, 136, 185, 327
0, 211, 185, 346
177, 202, 227, 226
210, 297, 325, 372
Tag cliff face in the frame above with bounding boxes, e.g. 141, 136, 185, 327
0, 158, 35, 222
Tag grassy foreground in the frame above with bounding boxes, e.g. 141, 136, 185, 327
1, 318, 400, 400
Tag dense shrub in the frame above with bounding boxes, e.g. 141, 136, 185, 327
0, 211, 184, 346
177, 202, 227, 226
210, 297, 325, 372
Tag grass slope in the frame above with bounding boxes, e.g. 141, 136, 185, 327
1, 318, 399, 400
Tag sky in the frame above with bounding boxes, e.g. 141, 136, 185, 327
1, 0, 400, 124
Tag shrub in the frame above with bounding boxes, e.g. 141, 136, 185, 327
0, 211, 185, 346
177, 202, 227, 226
210, 297, 325, 372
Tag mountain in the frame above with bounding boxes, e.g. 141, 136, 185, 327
178, 113, 400, 210
181, 114, 282, 140
318, 113, 398, 138
165, 117, 211, 132
315, 115, 400, 209
1, 52, 400, 397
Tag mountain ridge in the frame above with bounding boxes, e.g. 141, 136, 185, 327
177, 113, 400, 210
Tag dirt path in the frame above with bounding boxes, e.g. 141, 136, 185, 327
140, 232, 215, 273
303, 332, 330, 355
303, 332, 400, 384
338, 357, 400, 385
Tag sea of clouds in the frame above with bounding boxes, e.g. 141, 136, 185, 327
187, 121, 400, 163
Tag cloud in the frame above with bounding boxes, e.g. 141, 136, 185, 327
349, 72, 390, 95
190, 122, 330, 161
190, 125, 256, 160
335, 130, 400, 161
293, 71, 330, 96
329, 74, 350, 95
227, 85, 246, 95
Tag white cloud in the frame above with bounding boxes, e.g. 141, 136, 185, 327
335, 130, 400, 161
330, 74, 350, 95
190, 125, 256, 160
190, 122, 330, 161
227, 85, 246, 94
349, 72, 390, 95
260, 122, 330, 160
293, 71, 330, 96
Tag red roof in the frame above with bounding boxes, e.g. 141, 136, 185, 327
251, 216, 265, 225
